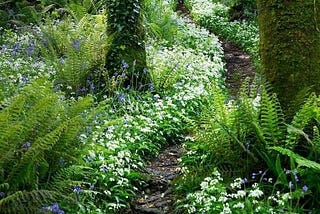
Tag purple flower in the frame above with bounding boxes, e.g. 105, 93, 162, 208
73, 40, 81, 51
23, 141, 31, 149
41, 203, 65, 213
89, 82, 95, 90
242, 178, 248, 184
59, 57, 65, 64
116, 93, 126, 103
100, 165, 108, 172
73, 185, 82, 194
148, 83, 154, 92
59, 158, 65, 164
21, 74, 28, 84
121, 60, 129, 69
143, 68, 148, 74
302, 185, 308, 192
25, 44, 35, 57
51, 203, 60, 212
0, 192, 5, 198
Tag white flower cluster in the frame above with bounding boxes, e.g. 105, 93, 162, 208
183, 169, 291, 213
0, 29, 56, 98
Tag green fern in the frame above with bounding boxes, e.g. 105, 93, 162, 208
39, 14, 108, 96
0, 190, 61, 214
271, 146, 320, 171
285, 94, 318, 150
257, 87, 286, 147
0, 78, 93, 212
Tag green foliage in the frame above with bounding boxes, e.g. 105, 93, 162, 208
0, 0, 103, 27
105, 0, 151, 90
145, 0, 179, 44
39, 14, 108, 97
228, 0, 257, 21
0, 79, 93, 212
0, 190, 61, 214
177, 79, 320, 211
184, 0, 259, 60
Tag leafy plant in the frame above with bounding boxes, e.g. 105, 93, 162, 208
0, 79, 93, 213
177, 79, 320, 211
39, 14, 109, 97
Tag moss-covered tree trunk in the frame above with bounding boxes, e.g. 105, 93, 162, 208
257, 0, 320, 117
105, 0, 151, 90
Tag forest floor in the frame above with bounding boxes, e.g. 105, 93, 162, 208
127, 3, 255, 214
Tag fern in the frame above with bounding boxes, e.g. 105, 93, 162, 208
0, 190, 61, 214
39, 14, 108, 97
271, 146, 320, 171
0, 79, 93, 212
257, 87, 286, 147
285, 94, 318, 150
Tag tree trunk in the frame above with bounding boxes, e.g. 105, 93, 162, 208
105, 0, 151, 90
257, 0, 320, 117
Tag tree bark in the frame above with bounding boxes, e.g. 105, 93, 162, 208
257, 0, 320, 117
105, 0, 151, 90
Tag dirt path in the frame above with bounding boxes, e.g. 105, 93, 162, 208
128, 145, 182, 214
176, 2, 255, 98
127, 3, 256, 214
221, 39, 255, 98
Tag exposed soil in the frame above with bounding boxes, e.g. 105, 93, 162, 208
221, 38, 255, 98
127, 3, 256, 214
176, 2, 256, 98
128, 145, 183, 214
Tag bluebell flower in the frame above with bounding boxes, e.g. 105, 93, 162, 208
121, 60, 129, 69
86, 126, 92, 134
100, 165, 108, 172
73, 185, 82, 194
1, 44, 8, 53
73, 40, 81, 51
11, 43, 21, 55
25, 44, 35, 57
59, 158, 65, 165
41, 203, 65, 213
89, 82, 95, 90
23, 141, 31, 149
59, 57, 65, 64
87, 156, 94, 162
242, 178, 248, 184
143, 68, 148, 74
21, 74, 28, 84
302, 185, 308, 192
51, 203, 60, 212
148, 83, 154, 92
0, 192, 5, 198
116, 93, 126, 103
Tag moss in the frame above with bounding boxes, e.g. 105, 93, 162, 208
257, 0, 320, 117
105, 0, 151, 90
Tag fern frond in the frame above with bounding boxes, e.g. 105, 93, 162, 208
48, 165, 94, 193
285, 94, 317, 149
259, 88, 285, 147
5, 119, 68, 189
271, 146, 320, 171
0, 190, 61, 214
